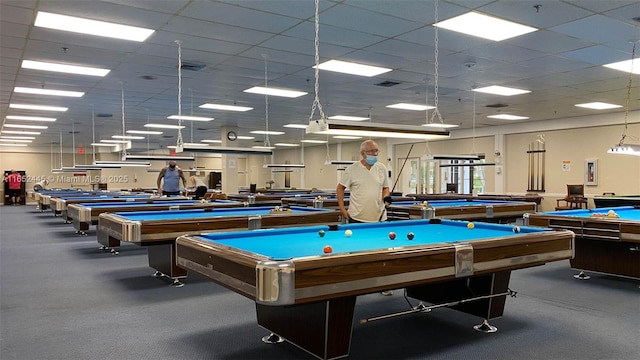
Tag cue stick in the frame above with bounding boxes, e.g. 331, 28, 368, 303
382, 143, 413, 221
360, 289, 514, 324
541, 144, 545, 191
528, 143, 534, 190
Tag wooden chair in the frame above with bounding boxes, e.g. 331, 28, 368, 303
555, 184, 587, 210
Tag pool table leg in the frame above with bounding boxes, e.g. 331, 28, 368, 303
147, 243, 188, 287
405, 270, 511, 326
97, 233, 121, 255
256, 296, 357, 360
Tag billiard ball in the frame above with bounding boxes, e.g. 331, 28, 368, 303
318, 230, 326, 237
200, 199, 207, 203
407, 232, 415, 240
388, 232, 396, 240
512, 226, 520, 233
323, 245, 333, 254
467, 222, 475, 229
345, 229, 353, 237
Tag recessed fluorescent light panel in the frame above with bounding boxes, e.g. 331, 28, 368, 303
284, 124, 308, 129
250, 130, 285, 135
274, 143, 300, 147
487, 114, 529, 120
201, 139, 222, 143
237, 136, 255, 140
434, 11, 537, 41
199, 103, 253, 112
603, 58, 640, 75
2, 130, 41, 135
328, 115, 370, 121
386, 103, 435, 111
14, 87, 84, 97
35, 11, 154, 42
112, 135, 145, 140
0, 143, 28, 147
167, 115, 214, 121
1, 136, 36, 140
252, 146, 276, 150
4, 124, 48, 129
144, 124, 185, 129
9, 104, 68, 112
243, 86, 307, 98
90, 143, 118, 147
315, 60, 392, 77
422, 123, 459, 129
575, 102, 623, 110
333, 136, 362, 139
100, 140, 131, 144
5, 115, 56, 122
126, 130, 163, 135
0, 139, 32, 143
22, 60, 110, 77
300, 139, 328, 144
473, 85, 531, 96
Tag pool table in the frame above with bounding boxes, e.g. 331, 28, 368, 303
280, 195, 415, 208
176, 219, 574, 359
97, 206, 341, 286
38, 190, 147, 213
53, 194, 181, 220
67, 199, 244, 234
526, 206, 640, 280
406, 193, 544, 205
593, 195, 640, 208
387, 199, 537, 223
228, 191, 331, 206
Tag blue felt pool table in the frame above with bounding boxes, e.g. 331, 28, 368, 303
387, 199, 537, 222
526, 206, 640, 280
66, 199, 244, 233
279, 195, 415, 208
97, 206, 341, 286
53, 194, 183, 219
176, 219, 574, 359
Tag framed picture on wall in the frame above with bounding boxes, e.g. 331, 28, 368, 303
585, 159, 597, 186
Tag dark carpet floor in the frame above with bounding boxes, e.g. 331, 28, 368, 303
1, 204, 638, 360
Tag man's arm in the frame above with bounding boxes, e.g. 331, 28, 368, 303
382, 186, 391, 205
156, 168, 165, 189
179, 170, 187, 188
336, 183, 349, 220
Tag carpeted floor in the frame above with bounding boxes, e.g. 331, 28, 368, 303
1, 204, 638, 360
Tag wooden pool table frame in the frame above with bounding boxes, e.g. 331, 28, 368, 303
175, 224, 574, 359
97, 207, 342, 287
526, 212, 640, 280
386, 201, 537, 222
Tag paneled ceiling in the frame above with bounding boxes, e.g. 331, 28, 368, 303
1, 0, 639, 151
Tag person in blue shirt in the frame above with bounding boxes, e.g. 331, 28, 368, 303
157, 160, 187, 196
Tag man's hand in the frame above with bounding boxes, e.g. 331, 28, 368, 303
383, 196, 393, 206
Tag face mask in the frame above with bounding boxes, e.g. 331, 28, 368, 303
365, 155, 378, 165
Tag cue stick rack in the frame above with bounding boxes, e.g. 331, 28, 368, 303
526, 135, 546, 192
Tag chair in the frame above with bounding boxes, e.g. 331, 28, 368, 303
555, 184, 587, 210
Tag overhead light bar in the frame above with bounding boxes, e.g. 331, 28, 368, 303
0, 143, 28, 147
2, 130, 41, 135
9, 104, 68, 112
333, 136, 362, 140
608, 144, 640, 156
328, 115, 370, 121
284, 124, 309, 129
144, 124, 185, 129
243, 86, 307, 98
0, 139, 32, 143
274, 143, 300, 147
326, 160, 357, 166
314, 59, 392, 77
5, 115, 56, 122
124, 154, 195, 161
167, 115, 214, 121
127, 130, 163, 135
4, 124, 48, 129
264, 164, 305, 168
422, 123, 459, 129
434, 11, 537, 41
93, 160, 150, 167
14, 87, 84, 97
90, 143, 118, 147
179, 146, 273, 156
422, 154, 482, 161
300, 139, 328, 144
250, 130, 285, 135
199, 103, 253, 112
51, 168, 88, 173
237, 136, 255, 140
201, 139, 222, 143
35, 11, 154, 42
112, 135, 145, 140
22, 60, 110, 77
1, 136, 36, 140
307, 120, 449, 140
252, 146, 276, 150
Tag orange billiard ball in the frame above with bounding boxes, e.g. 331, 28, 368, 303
388, 232, 396, 240
467, 222, 475, 229
323, 245, 333, 254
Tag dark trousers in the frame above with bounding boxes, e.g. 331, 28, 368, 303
194, 186, 207, 200
162, 191, 181, 196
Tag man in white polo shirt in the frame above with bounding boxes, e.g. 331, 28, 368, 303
337, 139, 391, 222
